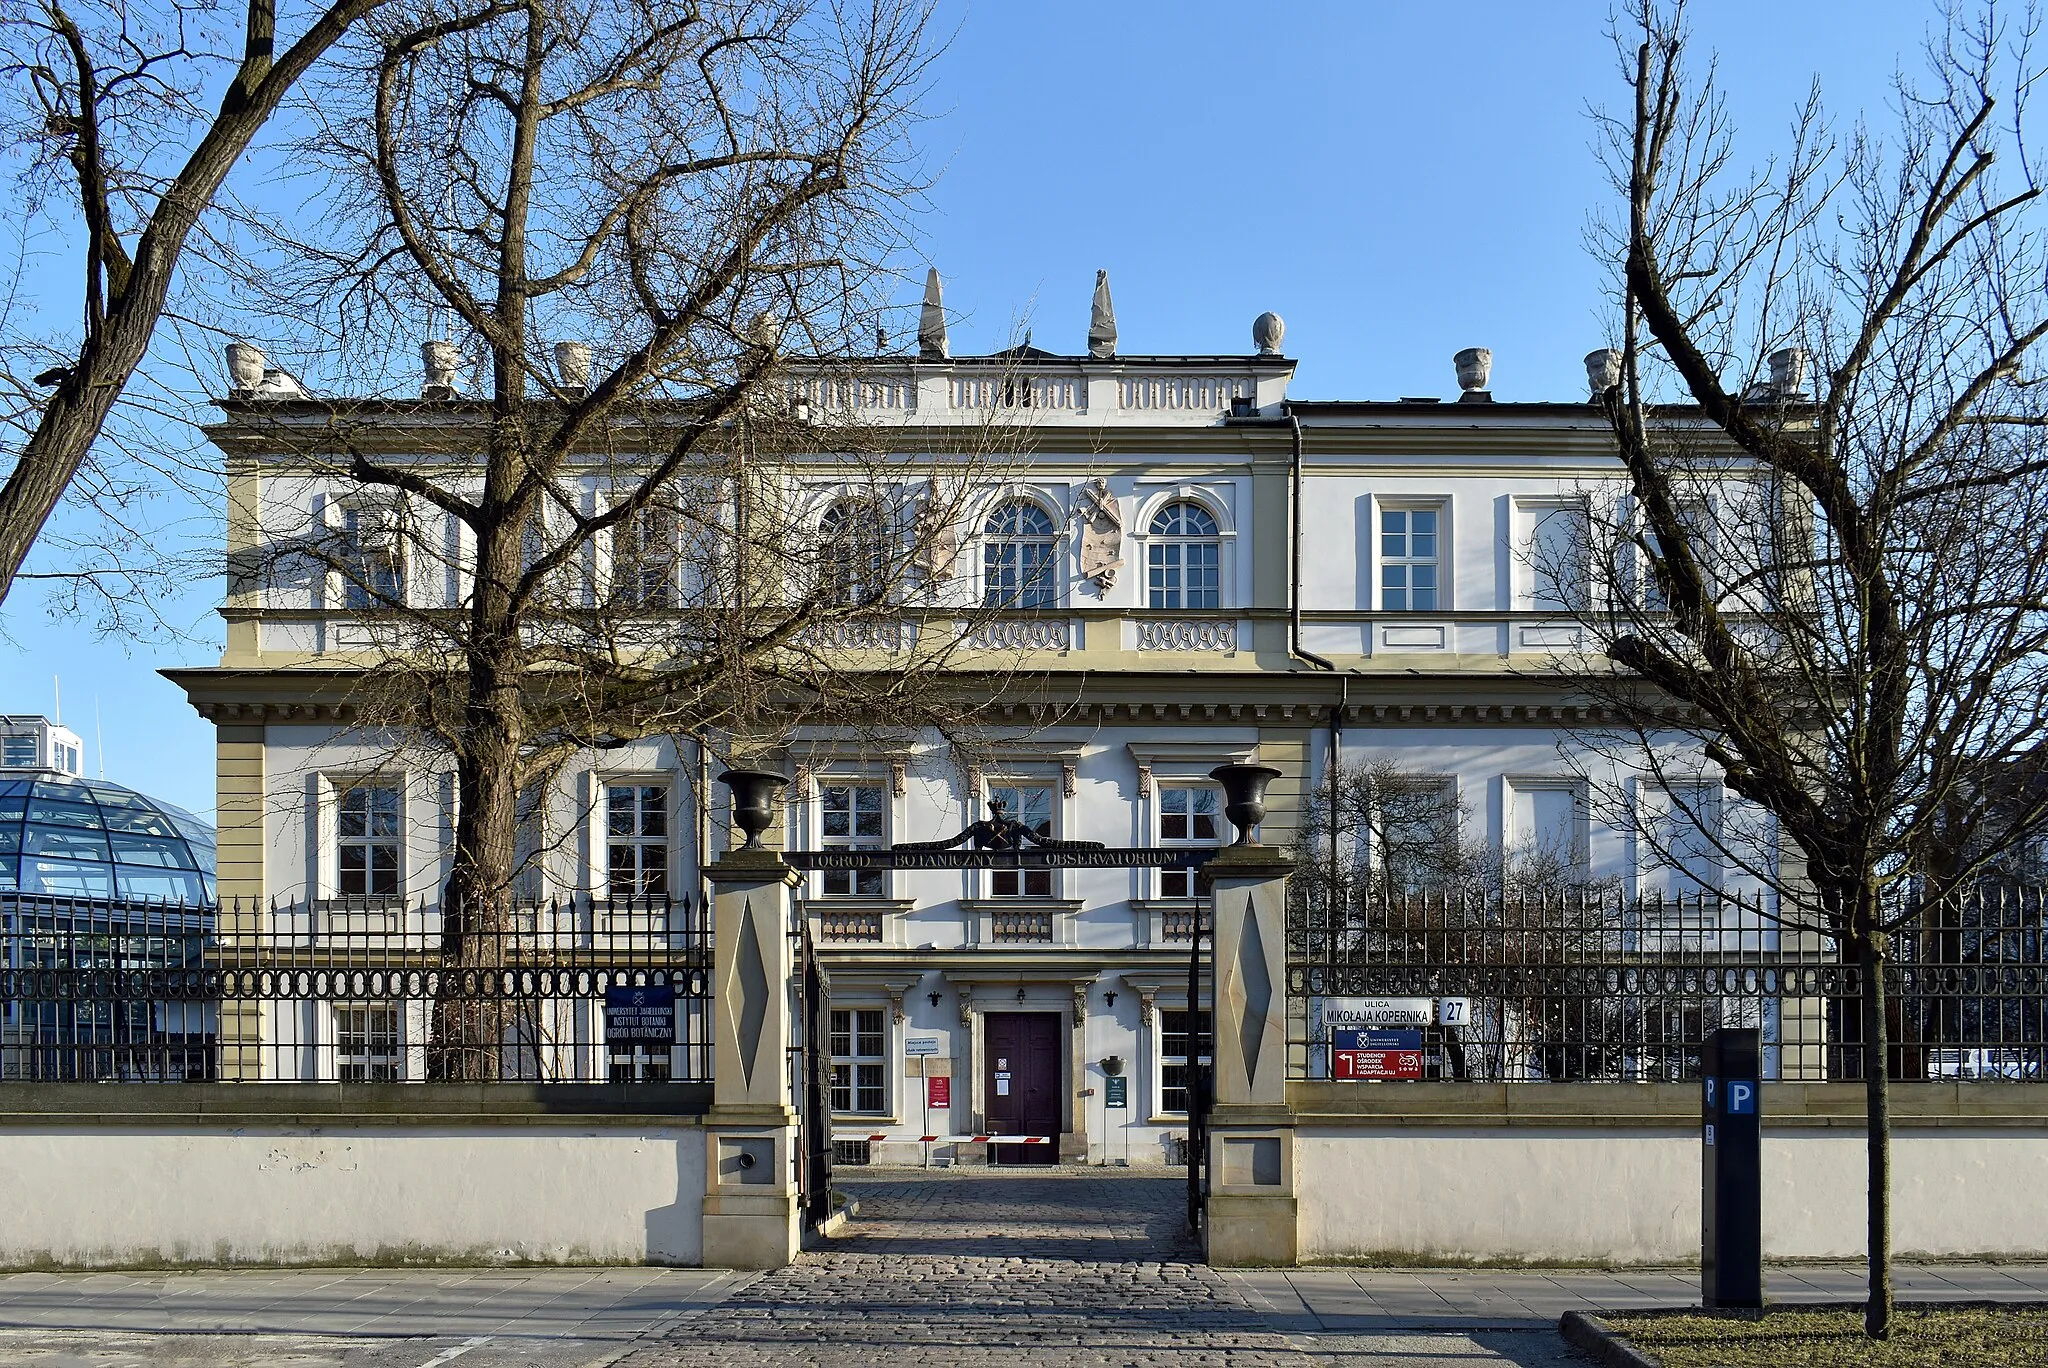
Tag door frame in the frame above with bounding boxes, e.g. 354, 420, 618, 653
981, 1008, 1063, 1164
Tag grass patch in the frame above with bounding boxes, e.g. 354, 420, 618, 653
1608, 1307, 2048, 1367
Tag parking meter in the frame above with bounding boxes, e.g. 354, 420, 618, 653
1702, 1027, 1764, 1309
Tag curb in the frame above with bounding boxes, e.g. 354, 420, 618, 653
803, 1196, 861, 1248
1558, 1311, 1662, 1368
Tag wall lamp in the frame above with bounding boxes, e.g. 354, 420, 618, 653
1104, 990, 1118, 1008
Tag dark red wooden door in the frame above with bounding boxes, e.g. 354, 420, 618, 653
985, 1012, 1061, 1164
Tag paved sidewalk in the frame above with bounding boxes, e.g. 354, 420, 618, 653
4, 1170, 2043, 1367
0, 1267, 748, 1368
1233, 1262, 2048, 1333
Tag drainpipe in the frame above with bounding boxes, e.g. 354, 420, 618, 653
1288, 412, 1337, 675
1286, 412, 1347, 911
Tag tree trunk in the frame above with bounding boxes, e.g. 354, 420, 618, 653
1856, 916, 1894, 1339
428, 522, 525, 1080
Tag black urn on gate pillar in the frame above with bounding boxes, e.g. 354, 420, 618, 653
717, 769, 787, 850
1209, 763, 1283, 846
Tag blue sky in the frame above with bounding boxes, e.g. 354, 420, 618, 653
1, 0, 1940, 820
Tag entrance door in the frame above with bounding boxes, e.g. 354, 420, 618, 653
985, 1011, 1061, 1165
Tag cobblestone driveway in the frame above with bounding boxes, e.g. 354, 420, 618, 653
623, 1170, 1588, 1367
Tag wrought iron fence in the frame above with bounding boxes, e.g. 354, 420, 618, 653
3, 892, 712, 1084
1287, 888, 2048, 1083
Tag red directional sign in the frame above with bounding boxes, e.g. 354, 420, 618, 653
1332, 1028, 1425, 1080
1334, 1048, 1424, 1080
927, 1075, 950, 1106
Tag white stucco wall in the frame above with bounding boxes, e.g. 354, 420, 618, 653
0, 1125, 706, 1268
1295, 1126, 2048, 1263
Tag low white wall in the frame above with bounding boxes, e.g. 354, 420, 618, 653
1296, 1126, 2048, 1264
0, 1125, 706, 1268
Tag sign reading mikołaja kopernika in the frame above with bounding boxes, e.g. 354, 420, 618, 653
1319, 996, 1435, 1030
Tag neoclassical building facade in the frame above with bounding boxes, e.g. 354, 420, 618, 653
172, 304, 1757, 1164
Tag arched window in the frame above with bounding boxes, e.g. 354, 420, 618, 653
982, 500, 1059, 608
1146, 501, 1221, 609
819, 500, 886, 607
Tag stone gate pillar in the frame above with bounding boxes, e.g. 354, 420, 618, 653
701, 772, 802, 1270
1204, 765, 1298, 1266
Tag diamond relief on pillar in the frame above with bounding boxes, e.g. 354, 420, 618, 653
1234, 893, 1272, 1089
734, 899, 769, 1086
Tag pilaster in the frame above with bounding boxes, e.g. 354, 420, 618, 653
1205, 843, 1298, 1265
701, 850, 802, 1269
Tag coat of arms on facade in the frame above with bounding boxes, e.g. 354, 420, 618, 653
1073, 477, 1123, 594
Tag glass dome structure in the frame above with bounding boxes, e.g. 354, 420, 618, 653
0, 772, 215, 904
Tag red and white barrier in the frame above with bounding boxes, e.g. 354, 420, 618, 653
833, 1132, 1051, 1145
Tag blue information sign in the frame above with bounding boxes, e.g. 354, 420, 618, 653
1334, 1028, 1423, 1051
1105, 1075, 1128, 1109
604, 984, 676, 1046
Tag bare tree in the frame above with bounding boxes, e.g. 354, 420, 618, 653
1579, 0, 2048, 1336
218, 0, 1048, 1077
0, 0, 386, 607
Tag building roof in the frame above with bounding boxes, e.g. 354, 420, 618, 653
0, 772, 216, 905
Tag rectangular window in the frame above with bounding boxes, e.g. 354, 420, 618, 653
512, 786, 546, 903
336, 783, 401, 897
1642, 503, 1712, 613
1147, 542, 1221, 609
829, 1007, 888, 1113
1160, 1009, 1211, 1115
613, 505, 679, 610
1657, 783, 1722, 896
1520, 501, 1590, 611
608, 1041, 673, 1082
987, 784, 1053, 896
1370, 775, 1458, 895
1509, 781, 1588, 877
3, 735, 35, 766
606, 783, 669, 897
1379, 506, 1440, 611
820, 783, 885, 897
339, 505, 403, 609
335, 1003, 402, 1080
1158, 784, 1220, 898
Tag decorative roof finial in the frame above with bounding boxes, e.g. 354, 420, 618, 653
1252, 312, 1285, 356
1088, 270, 1117, 359
917, 267, 948, 360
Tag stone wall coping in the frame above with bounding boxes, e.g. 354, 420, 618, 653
1287, 1080, 2048, 1129
0, 1082, 713, 1126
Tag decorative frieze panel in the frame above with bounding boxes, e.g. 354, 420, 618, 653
794, 618, 909, 651
1135, 618, 1237, 652
964, 617, 1071, 651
